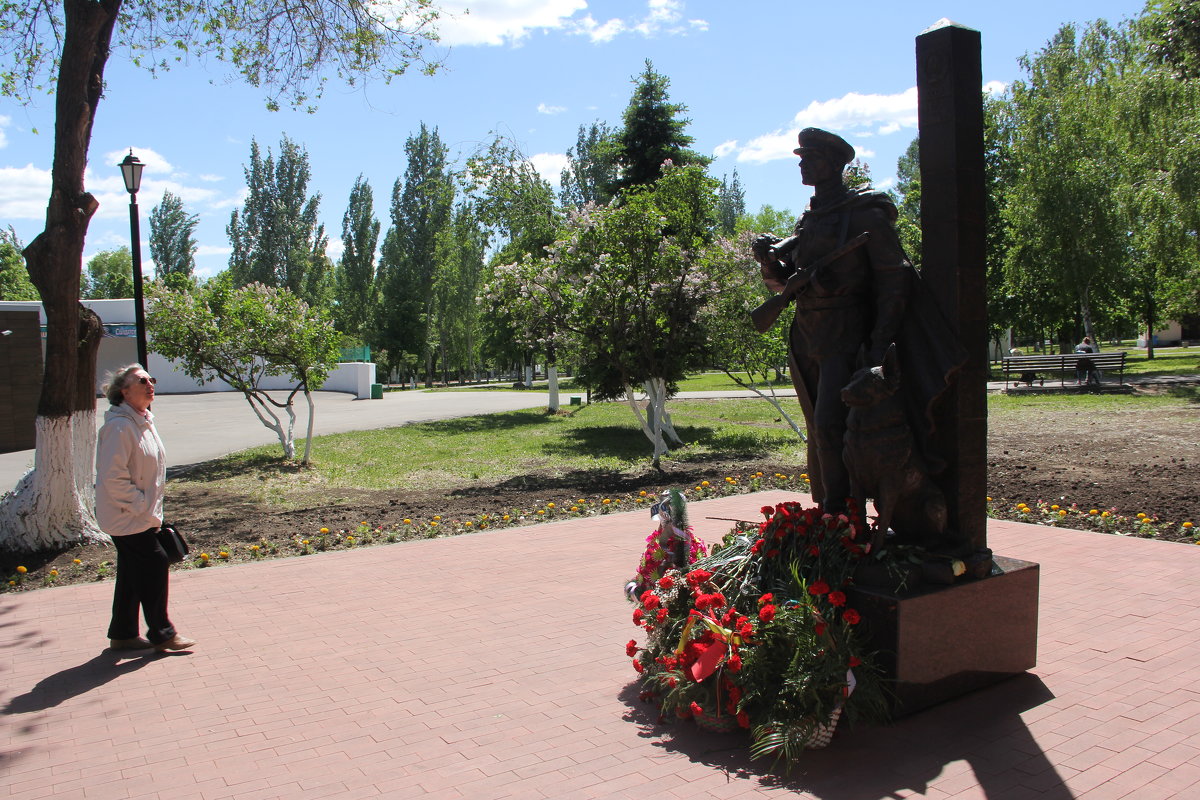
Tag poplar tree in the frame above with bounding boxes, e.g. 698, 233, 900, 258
559, 121, 619, 209
227, 135, 331, 306
148, 189, 198, 287
376, 123, 454, 384
334, 175, 381, 339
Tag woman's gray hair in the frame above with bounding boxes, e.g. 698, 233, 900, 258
102, 364, 145, 406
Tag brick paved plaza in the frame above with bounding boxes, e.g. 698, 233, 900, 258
3, 491, 1199, 799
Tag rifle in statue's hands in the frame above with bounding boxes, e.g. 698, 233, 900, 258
749, 231, 871, 333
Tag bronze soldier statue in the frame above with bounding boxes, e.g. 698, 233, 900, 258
753, 128, 969, 565
754, 128, 913, 513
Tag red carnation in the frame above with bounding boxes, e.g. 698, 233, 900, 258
808, 580, 830, 596
767, 549, 780, 558
633, 608, 645, 625
727, 654, 743, 673
758, 604, 777, 622
632, 659, 643, 673
626, 639, 638, 657
656, 608, 668, 623
849, 656, 863, 667
758, 593, 774, 606
640, 591, 661, 609
808, 545, 821, 556
738, 623, 754, 638
689, 701, 704, 717
815, 622, 827, 636
657, 575, 674, 590
843, 608, 862, 625
737, 710, 750, 728
710, 592, 727, 609
750, 539, 764, 554
828, 590, 847, 607
760, 505, 775, 518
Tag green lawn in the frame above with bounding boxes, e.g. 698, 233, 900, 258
187, 397, 808, 497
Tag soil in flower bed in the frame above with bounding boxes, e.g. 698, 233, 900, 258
3, 391, 1197, 591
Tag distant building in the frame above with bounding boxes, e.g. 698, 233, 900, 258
0, 299, 376, 398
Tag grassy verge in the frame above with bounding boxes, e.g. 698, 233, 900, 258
181, 398, 808, 504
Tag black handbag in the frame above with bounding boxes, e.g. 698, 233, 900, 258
157, 523, 190, 563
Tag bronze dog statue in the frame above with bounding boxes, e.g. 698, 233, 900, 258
840, 344, 949, 557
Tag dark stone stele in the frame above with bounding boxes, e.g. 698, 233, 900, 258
849, 556, 1040, 717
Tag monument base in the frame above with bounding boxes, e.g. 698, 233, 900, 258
848, 555, 1039, 718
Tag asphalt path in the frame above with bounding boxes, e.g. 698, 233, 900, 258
0, 388, 561, 492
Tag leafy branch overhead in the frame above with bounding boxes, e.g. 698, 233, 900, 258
0, 0, 445, 111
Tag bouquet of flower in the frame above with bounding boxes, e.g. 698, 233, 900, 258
628, 500, 890, 765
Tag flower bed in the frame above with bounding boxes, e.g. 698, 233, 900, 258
628, 500, 890, 764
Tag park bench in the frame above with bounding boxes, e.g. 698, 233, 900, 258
1000, 351, 1128, 389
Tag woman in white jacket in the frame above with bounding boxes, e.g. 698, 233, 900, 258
96, 364, 195, 653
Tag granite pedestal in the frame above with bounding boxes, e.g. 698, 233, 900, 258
849, 555, 1039, 717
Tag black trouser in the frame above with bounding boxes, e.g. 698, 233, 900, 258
792, 349, 855, 511
107, 527, 176, 645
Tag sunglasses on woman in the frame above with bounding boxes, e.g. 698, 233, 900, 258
137, 376, 157, 385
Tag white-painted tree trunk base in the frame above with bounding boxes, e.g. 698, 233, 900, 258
548, 366, 559, 412
0, 414, 108, 552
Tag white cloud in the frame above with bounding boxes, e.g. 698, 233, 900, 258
737, 87, 919, 164
102, 146, 174, 176
713, 140, 738, 158
326, 237, 345, 262
984, 80, 1008, 96
529, 152, 568, 186
537, 102, 567, 115
432, 0, 706, 47
198, 174, 225, 183
0, 164, 50, 219
196, 244, 231, 258
0, 115, 10, 149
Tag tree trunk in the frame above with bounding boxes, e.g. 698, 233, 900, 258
547, 365, 559, 412
1079, 283, 1098, 352
0, 1, 121, 552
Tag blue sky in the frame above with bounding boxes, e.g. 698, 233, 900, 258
1, 0, 1148, 280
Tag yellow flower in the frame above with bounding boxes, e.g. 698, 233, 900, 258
200, 553, 210, 561
433, 515, 442, 521
547, 502, 556, 509
799, 473, 808, 480
639, 491, 647, 497
1059, 510, 1067, 517
219, 551, 230, 558
602, 498, 611, 505
320, 527, 330, 534
1101, 511, 1111, 518
49, 569, 58, 577
570, 506, 579, 513
1183, 521, 1194, 529
7, 580, 13, 586
403, 519, 412, 525
725, 477, 734, 483
695, 486, 702, 492
1051, 505, 1060, 511
16, 566, 26, 574
1089, 509, 1099, 515
986, 496, 992, 503
1136, 512, 1146, 519
701, 480, 710, 487
430, 521, 438, 527
464, 521, 472, 527
302, 540, 310, 545
502, 514, 511, 521
482, 514, 490, 520
537, 509, 545, 515
360, 521, 368, 526
73, 558, 82, 565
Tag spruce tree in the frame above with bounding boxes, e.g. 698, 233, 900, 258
609, 60, 710, 197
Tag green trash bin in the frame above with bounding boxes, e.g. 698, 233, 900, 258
370, 383, 383, 399
569, 396, 582, 406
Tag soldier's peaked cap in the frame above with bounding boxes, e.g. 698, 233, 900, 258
794, 128, 855, 164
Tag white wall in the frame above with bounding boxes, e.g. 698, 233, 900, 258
1, 299, 377, 399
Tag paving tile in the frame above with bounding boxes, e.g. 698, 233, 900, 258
3, 491, 1200, 799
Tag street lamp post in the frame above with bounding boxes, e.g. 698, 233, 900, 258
119, 151, 149, 369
